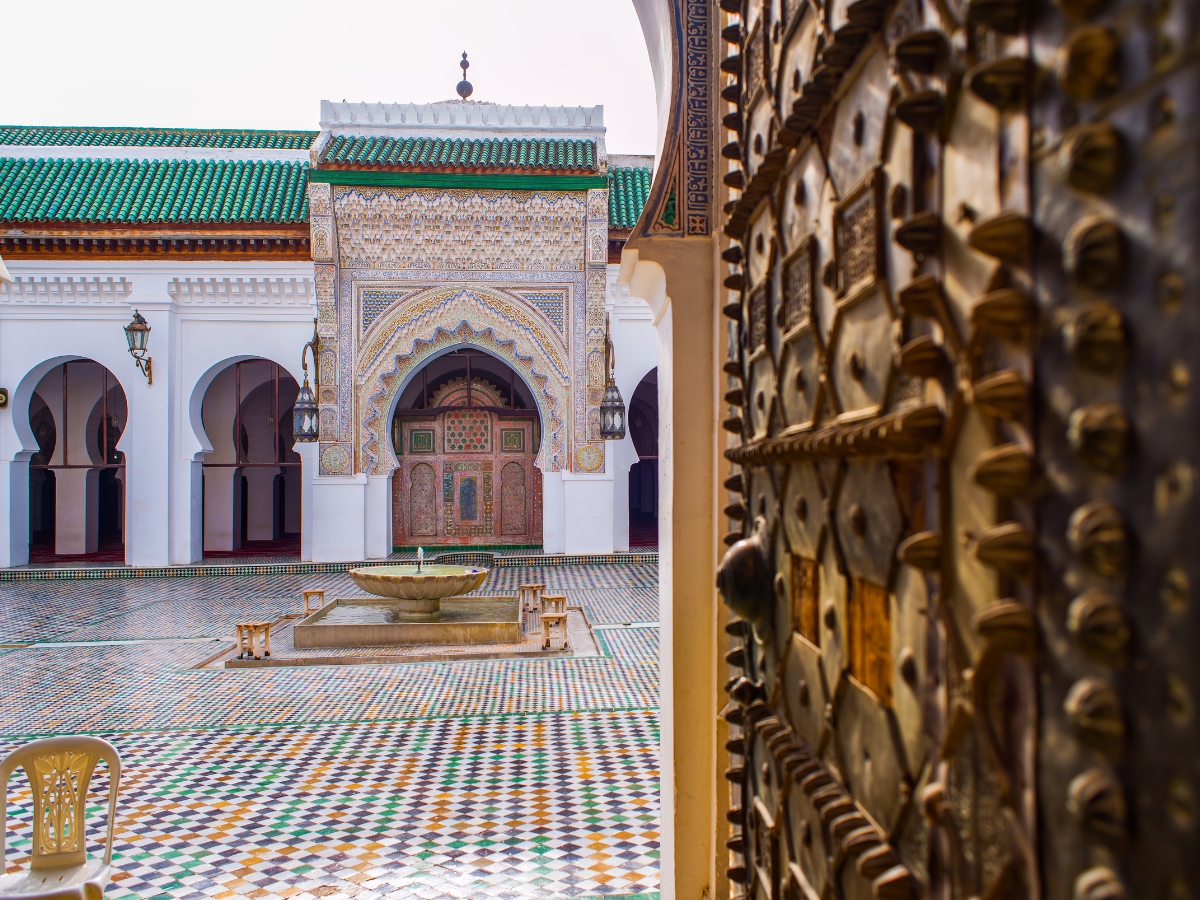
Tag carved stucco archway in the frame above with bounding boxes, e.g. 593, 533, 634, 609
358, 286, 571, 475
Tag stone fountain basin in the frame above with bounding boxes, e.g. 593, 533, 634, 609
348, 564, 488, 604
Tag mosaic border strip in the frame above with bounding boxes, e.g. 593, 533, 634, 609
0, 552, 658, 583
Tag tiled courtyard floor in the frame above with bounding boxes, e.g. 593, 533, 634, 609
0, 564, 660, 900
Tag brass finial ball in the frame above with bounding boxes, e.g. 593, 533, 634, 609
456, 52, 473, 99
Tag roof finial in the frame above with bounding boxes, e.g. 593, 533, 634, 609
456, 52, 473, 100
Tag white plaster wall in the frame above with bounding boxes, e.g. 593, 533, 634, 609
310, 475, 367, 562
0, 259, 316, 566
606, 267, 657, 552
364, 474, 391, 559
561, 472, 615, 555
541, 470, 566, 554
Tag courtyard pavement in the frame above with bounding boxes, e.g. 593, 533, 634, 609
0, 564, 660, 900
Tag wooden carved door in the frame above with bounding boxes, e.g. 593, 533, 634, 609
392, 410, 543, 548
716, 0, 1198, 899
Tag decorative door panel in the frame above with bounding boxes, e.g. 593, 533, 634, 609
717, 1, 1198, 899
392, 413, 541, 548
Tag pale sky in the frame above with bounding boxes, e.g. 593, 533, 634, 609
2, 0, 658, 156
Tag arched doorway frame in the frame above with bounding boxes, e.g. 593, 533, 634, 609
194, 358, 302, 556
183, 354, 307, 561
358, 286, 571, 476
12, 356, 132, 561
386, 346, 546, 549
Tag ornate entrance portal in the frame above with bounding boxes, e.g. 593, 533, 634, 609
391, 351, 542, 549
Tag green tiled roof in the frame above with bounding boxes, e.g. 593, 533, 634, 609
0, 126, 317, 150
608, 167, 652, 230
319, 136, 598, 172
0, 157, 309, 224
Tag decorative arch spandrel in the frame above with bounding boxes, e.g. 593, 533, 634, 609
358, 287, 570, 476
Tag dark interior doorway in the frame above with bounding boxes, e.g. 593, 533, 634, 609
27, 360, 128, 564
628, 368, 659, 548
200, 360, 301, 559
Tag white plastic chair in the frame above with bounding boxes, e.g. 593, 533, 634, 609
0, 736, 121, 900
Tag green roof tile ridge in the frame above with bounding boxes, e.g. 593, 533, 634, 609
318, 135, 599, 172
0, 126, 318, 151
0, 156, 309, 225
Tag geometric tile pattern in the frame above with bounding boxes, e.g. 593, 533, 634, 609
0, 564, 661, 899
2, 713, 658, 900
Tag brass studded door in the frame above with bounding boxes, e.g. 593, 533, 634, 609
716, 0, 1198, 898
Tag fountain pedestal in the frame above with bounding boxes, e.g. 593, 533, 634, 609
293, 563, 523, 649
348, 564, 488, 615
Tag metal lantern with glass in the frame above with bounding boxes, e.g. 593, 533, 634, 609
599, 313, 626, 441
293, 318, 320, 443
123, 310, 152, 384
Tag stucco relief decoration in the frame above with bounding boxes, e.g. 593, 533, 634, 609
309, 183, 334, 262
319, 349, 338, 389
589, 231, 607, 265
311, 223, 332, 261
333, 188, 586, 271
587, 188, 609, 265
309, 182, 332, 217
314, 266, 337, 334
587, 350, 604, 387
319, 408, 338, 435
587, 189, 608, 220
358, 288, 570, 476
573, 267, 608, 470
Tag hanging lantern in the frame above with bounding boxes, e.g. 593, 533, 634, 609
123, 309, 153, 384
600, 379, 627, 440
294, 318, 320, 443
293, 378, 319, 442
599, 313, 627, 440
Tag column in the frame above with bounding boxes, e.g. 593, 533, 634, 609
123, 300, 175, 567
55, 468, 99, 554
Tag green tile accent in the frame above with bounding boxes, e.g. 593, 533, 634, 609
307, 169, 606, 190
608, 166, 652, 230
0, 125, 317, 150
0, 157, 309, 224
319, 135, 598, 172
0, 146, 649, 228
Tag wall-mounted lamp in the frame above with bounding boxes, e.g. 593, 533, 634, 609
123, 310, 153, 384
293, 317, 320, 443
599, 313, 627, 441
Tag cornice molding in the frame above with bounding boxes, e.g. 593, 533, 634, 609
0, 275, 132, 304
169, 277, 313, 306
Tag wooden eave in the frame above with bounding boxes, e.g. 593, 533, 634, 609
0, 220, 311, 260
